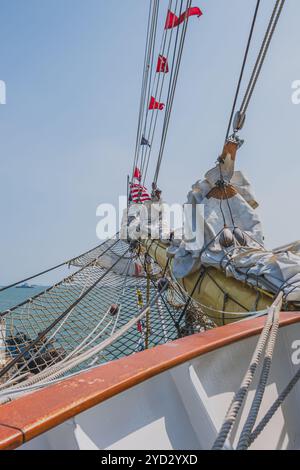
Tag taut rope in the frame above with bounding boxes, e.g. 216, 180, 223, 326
212, 292, 283, 450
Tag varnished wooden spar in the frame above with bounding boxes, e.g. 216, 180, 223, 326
220, 139, 239, 162
207, 140, 239, 200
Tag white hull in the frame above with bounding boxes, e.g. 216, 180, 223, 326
8, 314, 299, 451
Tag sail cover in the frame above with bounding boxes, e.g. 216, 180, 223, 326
167, 162, 300, 304
129, 155, 300, 305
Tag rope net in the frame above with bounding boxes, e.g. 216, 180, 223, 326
0, 237, 213, 398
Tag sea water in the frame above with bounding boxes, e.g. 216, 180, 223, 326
0, 285, 139, 365
0, 287, 48, 312
0, 285, 178, 366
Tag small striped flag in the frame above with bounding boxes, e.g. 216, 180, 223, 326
130, 183, 151, 203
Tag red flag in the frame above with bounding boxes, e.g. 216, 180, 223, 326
149, 96, 165, 110
178, 7, 203, 25
165, 10, 178, 29
165, 7, 202, 29
156, 55, 169, 73
133, 167, 142, 180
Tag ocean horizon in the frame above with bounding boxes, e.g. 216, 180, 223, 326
0, 286, 49, 312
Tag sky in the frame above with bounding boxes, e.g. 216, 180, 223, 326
0, 0, 299, 285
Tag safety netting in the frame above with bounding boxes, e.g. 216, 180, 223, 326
0, 237, 213, 401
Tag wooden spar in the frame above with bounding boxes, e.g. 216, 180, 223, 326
219, 139, 240, 163
206, 139, 241, 200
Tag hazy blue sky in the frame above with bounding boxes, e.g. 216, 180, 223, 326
0, 0, 299, 285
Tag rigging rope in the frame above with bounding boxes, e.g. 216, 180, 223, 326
141, 0, 182, 183
217, 0, 285, 244
0, 238, 120, 316
0, 280, 171, 402
2, 258, 134, 390
153, 0, 192, 187
248, 366, 300, 446
239, 0, 286, 118
212, 292, 283, 450
132, 0, 160, 181
225, 0, 261, 141
236, 298, 280, 449
131, 0, 196, 188
141, 0, 179, 183
0, 236, 195, 399
0, 244, 131, 381
132, 0, 153, 176
228, 0, 286, 136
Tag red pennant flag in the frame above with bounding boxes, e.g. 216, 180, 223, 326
178, 7, 203, 25
133, 167, 142, 180
149, 96, 165, 111
165, 7, 202, 29
165, 10, 178, 29
156, 55, 169, 73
